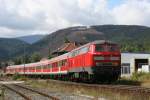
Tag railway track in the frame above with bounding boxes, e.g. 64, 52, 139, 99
3, 84, 31, 100
47, 79, 150, 96
3, 84, 60, 100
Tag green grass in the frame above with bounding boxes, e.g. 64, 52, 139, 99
17, 73, 150, 100
12, 73, 28, 81
112, 72, 150, 88
131, 72, 150, 81
25, 79, 150, 100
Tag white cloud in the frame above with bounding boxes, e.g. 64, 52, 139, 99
112, 0, 150, 26
0, 0, 150, 38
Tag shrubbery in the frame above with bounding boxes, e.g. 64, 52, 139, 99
113, 72, 150, 85
12, 73, 21, 80
131, 72, 150, 81
12, 73, 27, 81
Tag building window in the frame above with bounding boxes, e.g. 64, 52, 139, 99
121, 63, 130, 74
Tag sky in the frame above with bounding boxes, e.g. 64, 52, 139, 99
0, 0, 150, 38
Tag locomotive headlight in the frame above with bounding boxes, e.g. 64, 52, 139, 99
112, 62, 119, 66
110, 57, 119, 60
96, 62, 103, 66
94, 56, 104, 60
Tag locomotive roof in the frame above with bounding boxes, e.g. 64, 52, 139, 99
70, 40, 116, 52
90, 40, 116, 44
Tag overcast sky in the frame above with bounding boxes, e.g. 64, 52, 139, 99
0, 0, 150, 38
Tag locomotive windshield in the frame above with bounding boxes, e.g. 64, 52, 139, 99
95, 44, 119, 52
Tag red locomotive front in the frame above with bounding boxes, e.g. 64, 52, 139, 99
91, 41, 121, 81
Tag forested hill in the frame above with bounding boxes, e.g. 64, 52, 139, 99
1, 25, 150, 61
91, 25, 150, 52
0, 38, 30, 61
30, 25, 150, 57
17, 35, 45, 44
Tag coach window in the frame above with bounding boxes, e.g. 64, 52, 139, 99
52, 62, 57, 68
48, 64, 52, 68
65, 60, 67, 66
52, 63, 54, 68
58, 61, 62, 67
62, 60, 66, 66
37, 66, 41, 70
56, 62, 58, 67
43, 65, 46, 69
46, 65, 48, 69
32, 67, 34, 70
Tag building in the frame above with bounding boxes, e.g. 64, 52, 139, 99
51, 42, 85, 56
121, 53, 150, 77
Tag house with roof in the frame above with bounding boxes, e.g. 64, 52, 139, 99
51, 42, 84, 56
121, 52, 150, 77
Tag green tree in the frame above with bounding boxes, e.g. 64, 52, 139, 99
24, 55, 31, 63
48, 48, 53, 59
64, 37, 70, 43
48, 53, 53, 59
31, 52, 42, 62
13, 57, 22, 65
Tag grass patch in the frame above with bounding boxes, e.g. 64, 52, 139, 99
25, 80, 149, 100
12, 73, 28, 81
113, 72, 150, 87
131, 72, 150, 81
113, 79, 141, 85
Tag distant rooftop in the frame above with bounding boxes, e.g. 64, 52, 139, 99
52, 42, 84, 55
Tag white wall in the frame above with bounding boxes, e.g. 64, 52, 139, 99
121, 53, 150, 77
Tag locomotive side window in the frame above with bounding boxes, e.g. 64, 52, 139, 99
106, 44, 119, 52
71, 51, 76, 57
70, 46, 89, 57
80, 46, 89, 54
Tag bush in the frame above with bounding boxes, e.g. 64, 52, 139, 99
12, 73, 21, 80
12, 73, 28, 81
131, 72, 150, 81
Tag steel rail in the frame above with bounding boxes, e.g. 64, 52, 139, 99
14, 84, 59, 100
3, 84, 31, 100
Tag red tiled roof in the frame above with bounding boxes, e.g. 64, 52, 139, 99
52, 42, 82, 54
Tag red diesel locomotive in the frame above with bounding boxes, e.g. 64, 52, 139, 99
6, 40, 121, 81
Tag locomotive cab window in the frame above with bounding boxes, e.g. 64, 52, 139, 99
95, 44, 119, 52
95, 44, 105, 52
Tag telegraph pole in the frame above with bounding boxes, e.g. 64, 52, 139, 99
23, 43, 25, 75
